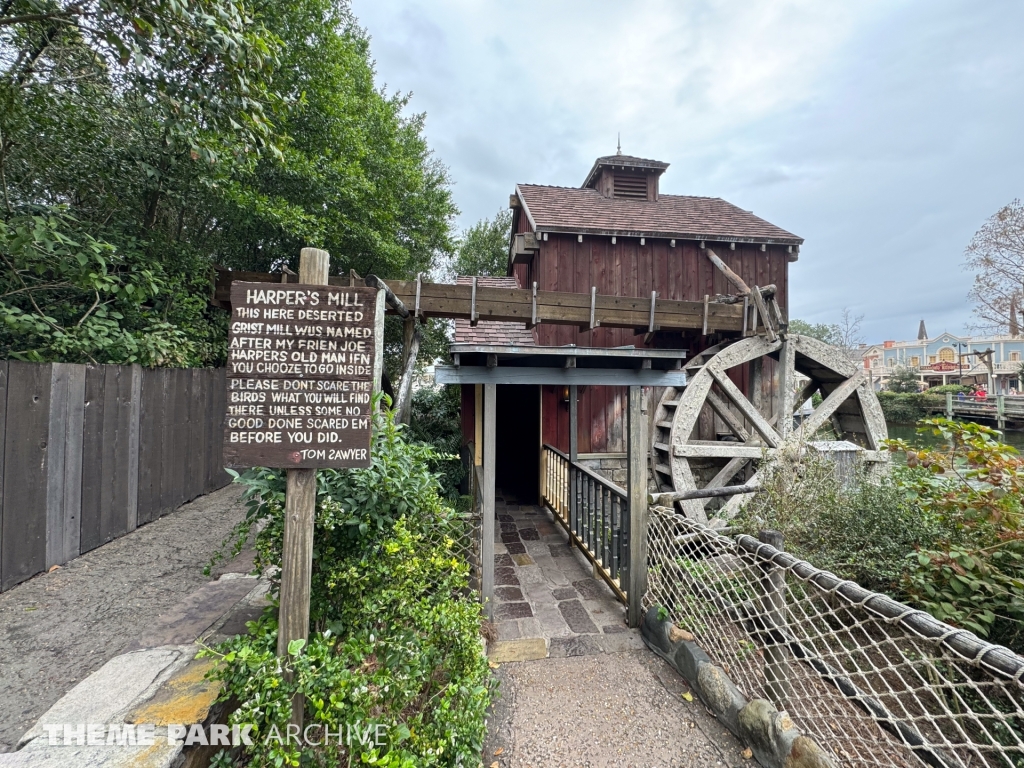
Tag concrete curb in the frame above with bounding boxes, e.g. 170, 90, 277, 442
0, 574, 271, 768
640, 607, 837, 768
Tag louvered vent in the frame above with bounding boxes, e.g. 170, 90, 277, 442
613, 173, 648, 200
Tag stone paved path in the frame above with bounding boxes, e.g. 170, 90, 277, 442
0, 485, 252, 752
488, 499, 639, 661
485, 497, 746, 766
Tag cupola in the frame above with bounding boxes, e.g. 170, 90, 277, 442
581, 150, 669, 202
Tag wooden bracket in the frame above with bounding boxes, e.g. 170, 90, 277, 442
470, 276, 479, 326
702, 295, 710, 336
750, 285, 777, 343
703, 247, 752, 295
486, 353, 497, 368
770, 296, 787, 336
414, 273, 423, 319
588, 286, 600, 331
528, 282, 538, 329
742, 295, 750, 336
644, 290, 659, 344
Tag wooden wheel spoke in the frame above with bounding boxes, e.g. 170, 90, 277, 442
709, 368, 780, 447
798, 372, 865, 437
656, 334, 888, 523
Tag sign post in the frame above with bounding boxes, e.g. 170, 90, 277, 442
223, 248, 379, 729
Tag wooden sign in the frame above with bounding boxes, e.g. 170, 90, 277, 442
223, 281, 378, 469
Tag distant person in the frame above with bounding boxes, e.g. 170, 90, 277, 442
958, 390, 967, 401
1011, 388, 1019, 397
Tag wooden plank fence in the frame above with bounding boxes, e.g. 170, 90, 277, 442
0, 362, 229, 592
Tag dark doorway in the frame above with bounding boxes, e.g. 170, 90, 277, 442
495, 385, 540, 503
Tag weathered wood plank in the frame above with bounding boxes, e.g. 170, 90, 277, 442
2, 362, 51, 590
136, 367, 160, 524
626, 386, 649, 628
79, 366, 105, 552
45, 363, 70, 568
126, 365, 141, 532
63, 365, 85, 559
709, 368, 780, 448
482, 382, 496, 619
0, 361, 8, 584
98, 365, 122, 544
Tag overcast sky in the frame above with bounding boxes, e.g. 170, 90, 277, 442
351, 0, 1024, 343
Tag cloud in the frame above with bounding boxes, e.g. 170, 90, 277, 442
352, 0, 1024, 341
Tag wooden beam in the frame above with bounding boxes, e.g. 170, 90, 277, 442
212, 269, 746, 333
709, 368, 780, 447
705, 389, 750, 442
750, 285, 777, 343
435, 366, 689, 386
626, 386, 649, 628
673, 443, 768, 459
776, 339, 797, 439
703, 247, 751, 294
797, 373, 865, 437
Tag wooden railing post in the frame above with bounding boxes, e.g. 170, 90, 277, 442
626, 385, 649, 628
568, 384, 578, 544
758, 529, 792, 706
946, 392, 954, 419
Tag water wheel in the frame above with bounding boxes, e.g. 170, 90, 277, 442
651, 334, 889, 523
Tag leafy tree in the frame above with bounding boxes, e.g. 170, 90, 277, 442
789, 308, 864, 353
451, 209, 512, 277
965, 200, 1024, 334
0, 0, 456, 367
788, 318, 842, 346
887, 366, 921, 393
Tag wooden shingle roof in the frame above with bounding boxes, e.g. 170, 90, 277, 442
516, 184, 803, 245
453, 276, 535, 346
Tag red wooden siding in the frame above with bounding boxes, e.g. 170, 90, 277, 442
517, 233, 789, 452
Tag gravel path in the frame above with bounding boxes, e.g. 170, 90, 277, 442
485, 649, 748, 768
0, 485, 251, 752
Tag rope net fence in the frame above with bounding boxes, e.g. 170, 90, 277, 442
644, 508, 1024, 768
416, 502, 482, 596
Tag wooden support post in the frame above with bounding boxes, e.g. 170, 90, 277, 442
474, 383, 483, 466
372, 283, 386, 409
998, 394, 1006, 431
482, 383, 496, 619
470, 276, 479, 326
777, 339, 796, 439
946, 392, 954, 419
529, 282, 538, 329
626, 385, 649, 628
569, 384, 578, 543
394, 321, 421, 425
277, 246, 329, 731
758, 530, 792, 706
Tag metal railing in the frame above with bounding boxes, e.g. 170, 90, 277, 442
542, 444, 628, 602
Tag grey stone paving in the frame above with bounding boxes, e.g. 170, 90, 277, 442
0, 485, 253, 753
488, 498, 638, 659
484, 497, 747, 766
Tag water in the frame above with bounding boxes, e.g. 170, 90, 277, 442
885, 422, 1024, 451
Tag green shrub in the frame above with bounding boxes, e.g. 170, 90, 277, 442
927, 384, 972, 395
886, 419, 1024, 646
876, 391, 944, 424
733, 451, 943, 596
205, 403, 491, 767
408, 385, 465, 501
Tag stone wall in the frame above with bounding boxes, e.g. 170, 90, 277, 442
578, 455, 627, 488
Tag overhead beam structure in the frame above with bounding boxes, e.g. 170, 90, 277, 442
212, 268, 746, 334
436, 366, 687, 387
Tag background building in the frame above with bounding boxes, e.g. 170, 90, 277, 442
861, 326, 1024, 392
